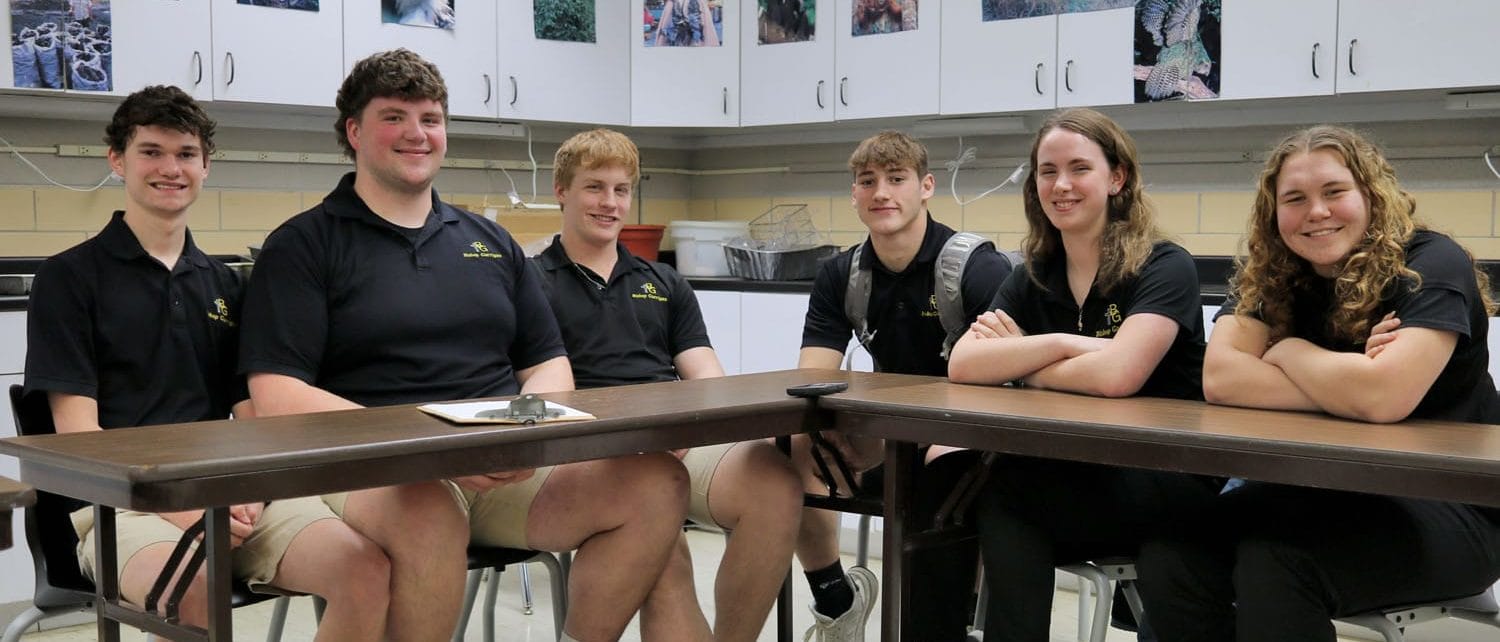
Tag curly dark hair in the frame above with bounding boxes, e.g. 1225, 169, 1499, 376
1020, 108, 1164, 295
103, 85, 216, 160
334, 48, 448, 159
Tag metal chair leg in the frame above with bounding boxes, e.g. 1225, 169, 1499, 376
452, 568, 485, 642
856, 513, 872, 567
264, 596, 290, 642
520, 564, 534, 615
530, 552, 569, 641
1, 606, 51, 642
483, 568, 501, 642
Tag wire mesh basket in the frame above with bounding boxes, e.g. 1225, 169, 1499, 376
723, 204, 837, 280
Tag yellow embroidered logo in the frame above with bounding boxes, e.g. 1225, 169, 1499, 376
631, 281, 668, 303
462, 240, 504, 260
1095, 304, 1123, 338
920, 294, 940, 318
207, 297, 235, 327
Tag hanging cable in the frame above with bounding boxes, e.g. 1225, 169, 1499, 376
1, 135, 113, 192
1485, 148, 1500, 181
947, 137, 1027, 206
526, 124, 540, 201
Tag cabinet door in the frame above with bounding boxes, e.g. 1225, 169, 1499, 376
940, 5, 1056, 116
833, 0, 940, 120
210, 0, 344, 107
1336, 0, 1500, 94
499, 1, 631, 126
696, 290, 742, 374
105, 0, 215, 99
632, 0, 739, 127
739, 0, 835, 126
1218, 0, 1336, 100
739, 292, 808, 373
1055, 7, 1133, 108
344, 1, 497, 119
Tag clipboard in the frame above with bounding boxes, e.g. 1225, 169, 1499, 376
419, 394, 595, 426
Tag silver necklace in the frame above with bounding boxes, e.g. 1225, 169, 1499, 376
571, 262, 607, 291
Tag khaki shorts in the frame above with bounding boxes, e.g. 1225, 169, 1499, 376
453, 467, 556, 549
72, 496, 339, 592
682, 442, 737, 529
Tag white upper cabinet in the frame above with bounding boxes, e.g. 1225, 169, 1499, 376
210, 0, 343, 107
344, 1, 497, 120
1055, 7, 1133, 108
739, 0, 836, 126
109, 1, 215, 99
499, 1, 632, 126
633, 0, 739, 127
1219, 0, 1336, 100
1336, 0, 1500, 94
832, 0, 940, 121
940, 4, 1057, 116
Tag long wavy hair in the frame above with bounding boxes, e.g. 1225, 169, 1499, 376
1021, 108, 1164, 294
1232, 125, 1495, 342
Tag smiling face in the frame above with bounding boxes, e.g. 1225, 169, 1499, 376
851, 164, 934, 238
1032, 128, 1124, 241
345, 96, 447, 196
1274, 149, 1371, 277
108, 125, 208, 220
558, 164, 634, 249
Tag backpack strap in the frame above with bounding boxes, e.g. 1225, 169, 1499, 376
935, 232, 996, 360
843, 241, 878, 369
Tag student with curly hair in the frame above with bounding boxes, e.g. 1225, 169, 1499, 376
1135, 125, 1500, 642
949, 108, 1222, 641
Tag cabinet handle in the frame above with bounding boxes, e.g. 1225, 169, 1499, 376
817, 79, 825, 109
483, 74, 492, 105
1348, 39, 1358, 76
1311, 43, 1320, 79
225, 52, 235, 87
1034, 62, 1044, 95
509, 75, 518, 106
839, 77, 849, 106
1064, 59, 1074, 92
722, 87, 728, 114
192, 51, 202, 86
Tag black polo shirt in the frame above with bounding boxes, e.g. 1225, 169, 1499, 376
239, 173, 566, 407
533, 237, 711, 389
990, 241, 1205, 400
25, 211, 247, 429
802, 215, 1013, 376
1218, 230, 1499, 423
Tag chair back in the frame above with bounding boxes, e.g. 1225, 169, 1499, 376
8, 384, 96, 607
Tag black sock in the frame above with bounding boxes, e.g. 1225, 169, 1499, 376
806, 561, 854, 618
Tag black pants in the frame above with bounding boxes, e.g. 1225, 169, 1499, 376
974, 456, 1223, 642
860, 450, 983, 641
1134, 483, 1500, 642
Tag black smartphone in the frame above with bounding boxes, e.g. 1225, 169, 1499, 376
786, 382, 849, 398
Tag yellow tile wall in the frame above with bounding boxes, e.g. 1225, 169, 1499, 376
667, 189, 1500, 260
4, 187, 1500, 262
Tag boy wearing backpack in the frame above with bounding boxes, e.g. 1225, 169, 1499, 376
795, 130, 1013, 640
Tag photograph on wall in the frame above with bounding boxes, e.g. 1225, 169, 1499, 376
982, 0, 1055, 22
644, 0, 723, 47
852, 0, 915, 37
10, 0, 113, 92
383, 0, 454, 30
535, 0, 594, 43
759, 0, 814, 45
1061, 0, 1133, 14
236, 0, 319, 11
1134, 0, 1219, 102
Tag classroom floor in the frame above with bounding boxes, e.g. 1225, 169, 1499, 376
15, 528, 1373, 642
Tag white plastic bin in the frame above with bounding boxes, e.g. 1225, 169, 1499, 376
671, 220, 749, 277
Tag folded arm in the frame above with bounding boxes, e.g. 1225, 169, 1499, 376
1264, 326, 1455, 423
1022, 313, 1180, 398
1202, 315, 1320, 411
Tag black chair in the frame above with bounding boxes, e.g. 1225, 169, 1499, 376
0, 384, 297, 642
452, 545, 569, 642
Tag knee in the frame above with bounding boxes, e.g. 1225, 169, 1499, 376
618, 453, 691, 516
387, 482, 469, 547
324, 539, 393, 609
743, 444, 804, 520
1232, 537, 1318, 601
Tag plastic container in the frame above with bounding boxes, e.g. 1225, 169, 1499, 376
670, 220, 749, 277
619, 224, 666, 261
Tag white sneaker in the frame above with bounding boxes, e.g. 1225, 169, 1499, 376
804, 566, 879, 642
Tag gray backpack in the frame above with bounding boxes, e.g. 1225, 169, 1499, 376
844, 232, 1018, 365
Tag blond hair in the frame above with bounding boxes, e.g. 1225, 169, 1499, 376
553, 128, 641, 189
